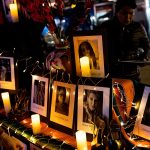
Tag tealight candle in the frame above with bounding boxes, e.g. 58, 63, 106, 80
31, 114, 41, 135
9, 3, 19, 22
80, 56, 91, 77
1, 92, 11, 116
75, 130, 88, 150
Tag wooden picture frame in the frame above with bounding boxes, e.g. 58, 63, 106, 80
73, 34, 105, 78
31, 75, 49, 117
50, 81, 76, 130
133, 86, 150, 140
0, 56, 16, 90
77, 84, 110, 134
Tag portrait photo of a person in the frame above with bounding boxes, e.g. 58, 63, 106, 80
33, 80, 45, 106
79, 41, 100, 70
82, 89, 106, 142
83, 89, 103, 124
55, 86, 70, 116
0, 58, 11, 81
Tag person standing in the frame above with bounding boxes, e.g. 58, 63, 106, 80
100, 0, 150, 81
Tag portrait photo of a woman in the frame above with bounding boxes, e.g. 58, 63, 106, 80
83, 89, 103, 124
55, 86, 70, 116
79, 41, 100, 70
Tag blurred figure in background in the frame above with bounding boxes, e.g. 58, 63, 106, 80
100, 0, 150, 81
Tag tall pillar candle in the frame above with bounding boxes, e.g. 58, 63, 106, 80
75, 130, 88, 150
80, 56, 91, 77
1, 92, 11, 116
9, 3, 19, 22
31, 114, 41, 135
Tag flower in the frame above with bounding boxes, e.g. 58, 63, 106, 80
18, 0, 64, 33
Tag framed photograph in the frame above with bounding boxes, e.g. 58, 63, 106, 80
0, 56, 16, 90
93, 2, 115, 25
77, 84, 110, 134
31, 75, 49, 117
50, 81, 76, 129
73, 35, 105, 78
133, 86, 150, 140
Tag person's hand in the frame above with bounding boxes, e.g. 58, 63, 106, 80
1, 132, 23, 150
138, 56, 150, 67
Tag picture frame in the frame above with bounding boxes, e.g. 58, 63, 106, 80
133, 86, 150, 140
0, 56, 16, 90
73, 34, 105, 78
93, 1, 115, 25
31, 75, 49, 117
77, 84, 110, 134
50, 81, 76, 130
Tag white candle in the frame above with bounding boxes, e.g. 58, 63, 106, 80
80, 56, 91, 77
75, 130, 88, 150
1, 92, 11, 116
9, 3, 19, 22
31, 114, 41, 135
66, 89, 70, 101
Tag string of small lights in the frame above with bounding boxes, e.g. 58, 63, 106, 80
112, 82, 150, 149
0, 116, 75, 150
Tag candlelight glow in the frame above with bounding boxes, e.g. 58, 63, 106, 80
75, 130, 88, 150
31, 114, 41, 135
9, 3, 19, 22
1, 92, 11, 116
80, 56, 91, 77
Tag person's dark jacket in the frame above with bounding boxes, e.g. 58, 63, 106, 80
100, 17, 150, 81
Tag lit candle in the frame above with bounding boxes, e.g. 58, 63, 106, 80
75, 130, 88, 150
80, 56, 91, 77
9, 3, 19, 22
1, 92, 11, 116
31, 114, 41, 135
66, 89, 70, 101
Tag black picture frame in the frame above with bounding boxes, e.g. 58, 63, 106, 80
49, 81, 76, 135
